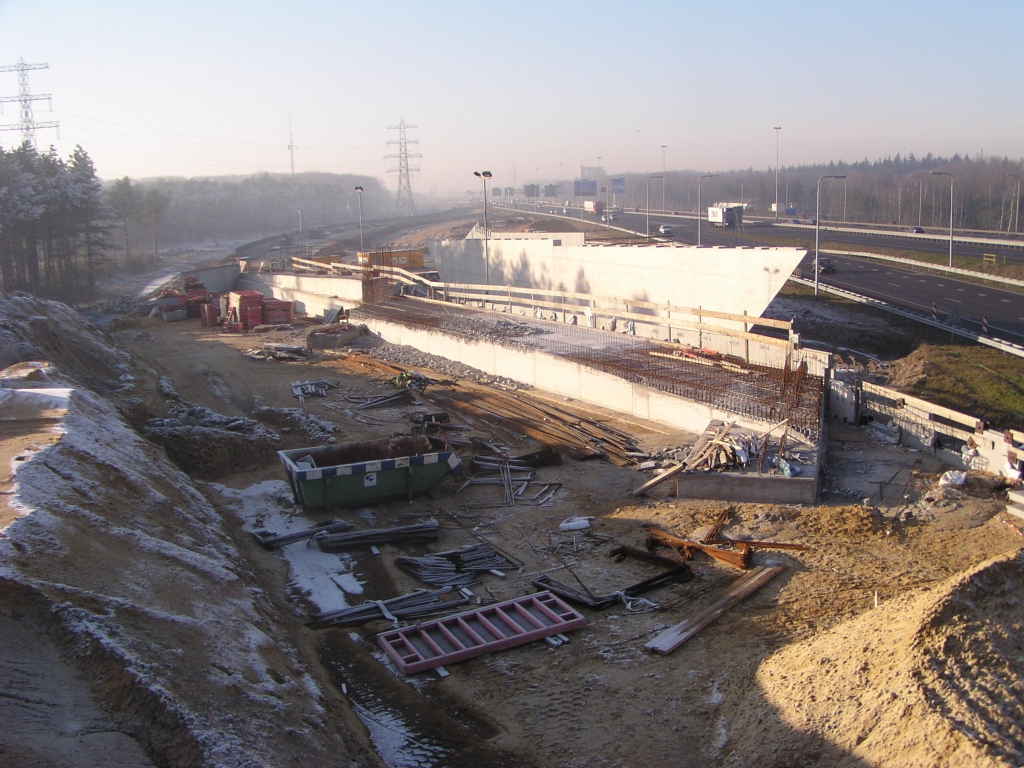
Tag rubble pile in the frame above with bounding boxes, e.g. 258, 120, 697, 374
433, 315, 546, 349
345, 333, 526, 390
253, 405, 339, 443
143, 378, 282, 475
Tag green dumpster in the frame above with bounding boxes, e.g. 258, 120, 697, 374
279, 435, 462, 512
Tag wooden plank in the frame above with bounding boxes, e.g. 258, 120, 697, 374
632, 420, 739, 495
645, 566, 784, 655
861, 381, 980, 430
378, 591, 586, 675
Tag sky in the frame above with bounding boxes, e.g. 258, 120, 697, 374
1, 0, 1022, 195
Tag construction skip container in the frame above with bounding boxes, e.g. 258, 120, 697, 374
278, 435, 462, 512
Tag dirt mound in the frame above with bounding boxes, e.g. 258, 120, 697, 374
0, 369, 376, 767
0, 292, 129, 391
793, 504, 877, 536
729, 549, 1024, 767
885, 346, 939, 390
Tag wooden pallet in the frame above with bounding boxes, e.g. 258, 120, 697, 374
378, 591, 586, 674
645, 565, 784, 655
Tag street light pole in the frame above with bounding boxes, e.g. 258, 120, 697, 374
646, 175, 662, 239
474, 171, 492, 285
697, 174, 718, 246
815, 174, 845, 295
773, 127, 781, 220
353, 186, 364, 251
930, 171, 954, 267
661, 145, 667, 213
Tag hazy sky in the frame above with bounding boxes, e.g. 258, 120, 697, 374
2, 1, 1021, 194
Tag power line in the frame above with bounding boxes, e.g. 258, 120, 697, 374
0, 58, 59, 146
385, 118, 420, 215
52, 111, 381, 152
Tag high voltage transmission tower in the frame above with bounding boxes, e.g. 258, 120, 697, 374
287, 111, 297, 176
385, 118, 420, 215
0, 58, 59, 147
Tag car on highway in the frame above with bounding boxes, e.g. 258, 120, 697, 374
816, 258, 837, 274
906, 226, 924, 234
658, 224, 673, 235
601, 214, 617, 222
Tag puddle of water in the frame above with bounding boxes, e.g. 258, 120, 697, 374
320, 631, 529, 768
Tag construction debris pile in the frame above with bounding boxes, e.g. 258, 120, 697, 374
245, 343, 312, 362
632, 419, 817, 498
395, 543, 516, 587
142, 377, 282, 474
253, 405, 339, 442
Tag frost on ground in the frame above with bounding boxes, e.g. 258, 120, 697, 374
212, 479, 364, 614
0, 365, 376, 767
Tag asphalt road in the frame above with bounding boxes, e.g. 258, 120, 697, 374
517, 203, 1024, 263
511, 203, 1024, 345
802, 254, 1024, 342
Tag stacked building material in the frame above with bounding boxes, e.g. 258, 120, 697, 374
394, 543, 514, 587
316, 520, 439, 552
308, 587, 468, 629
252, 518, 353, 549
226, 291, 265, 330
262, 298, 294, 324
200, 303, 220, 327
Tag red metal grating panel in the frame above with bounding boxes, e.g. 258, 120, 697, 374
378, 591, 586, 674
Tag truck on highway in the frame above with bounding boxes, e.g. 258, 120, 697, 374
583, 200, 605, 216
708, 205, 743, 228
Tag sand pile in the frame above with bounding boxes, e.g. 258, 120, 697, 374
730, 549, 1024, 767
0, 292, 130, 390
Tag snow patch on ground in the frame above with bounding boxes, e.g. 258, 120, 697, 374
211, 480, 364, 614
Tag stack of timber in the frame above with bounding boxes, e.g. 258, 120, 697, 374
335, 352, 639, 464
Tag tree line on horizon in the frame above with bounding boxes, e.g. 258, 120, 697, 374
616, 153, 1024, 233
0, 146, 391, 302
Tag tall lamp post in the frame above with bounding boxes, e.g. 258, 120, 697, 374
661, 145, 667, 213
930, 171, 954, 267
474, 171, 492, 285
773, 127, 781, 220
353, 186, 364, 251
815, 174, 845, 295
1007, 173, 1020, 234
697, 174, 718, 246
646, 175, 663, 238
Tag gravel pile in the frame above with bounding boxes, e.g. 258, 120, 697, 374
345, 334, 527, 391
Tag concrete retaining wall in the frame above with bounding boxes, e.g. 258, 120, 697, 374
182, 263, 241, 294
675, 473, 818, 505
856, 380, 1023, 478
429, 233, 804, 331
356, 313, 769, 437
236, 273, 363, 320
